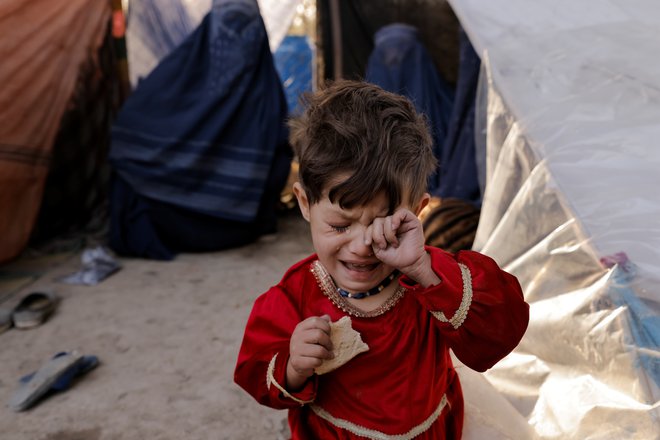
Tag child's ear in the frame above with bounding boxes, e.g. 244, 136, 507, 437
293, 182, 311, 222
413, 192, 431, 216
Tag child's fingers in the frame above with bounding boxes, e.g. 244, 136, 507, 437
298, 315, 331, 334
290, 340, 333, 373
291, 329, 334, 368
290, 354, 324, 376
391, 209, 417, 233
302, 328, 333, 352
298, 342, 334, 360
370, 218, 388, 250
389, 209, 407, 231
383, 216, 399, 248
364, 224, 373, 247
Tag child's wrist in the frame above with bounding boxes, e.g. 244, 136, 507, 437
402, 252, 441, 287
285, 361, 309, 392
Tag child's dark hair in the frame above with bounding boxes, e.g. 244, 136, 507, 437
289, 80, 436, 212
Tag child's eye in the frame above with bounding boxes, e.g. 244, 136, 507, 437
330, 225, 349, 233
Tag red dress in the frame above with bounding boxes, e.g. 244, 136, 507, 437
234, 246, 529, 439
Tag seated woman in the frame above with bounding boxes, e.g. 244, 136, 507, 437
108, 0, 292, 260
366, 23, 482, 205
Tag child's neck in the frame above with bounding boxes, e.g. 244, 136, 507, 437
344, 278, 401, 313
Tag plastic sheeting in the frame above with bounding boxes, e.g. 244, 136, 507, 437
126, 0, 301, 87
448, 0, 660, 438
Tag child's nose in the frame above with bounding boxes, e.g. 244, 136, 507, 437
347, 227, 373, 257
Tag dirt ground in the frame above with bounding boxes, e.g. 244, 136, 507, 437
0, 213, 534, 440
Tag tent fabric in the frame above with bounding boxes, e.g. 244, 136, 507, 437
448, 0, 660, 438
126, 0, 303, 88
125, 0, 202, 87
109, 0, 292, 259
31, 31, 123, 245
0, 0, 110, 264
365, 23, 454, 196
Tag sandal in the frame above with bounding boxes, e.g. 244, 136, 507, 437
12, 291, 59, 329
8, 351, 84, 411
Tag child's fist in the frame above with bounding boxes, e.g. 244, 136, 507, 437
365, 209, 441, 288
286, 315, 334, 391
365, 209, 425, 269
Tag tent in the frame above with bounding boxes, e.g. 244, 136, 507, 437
449, 0, 660, 437
0, 0, 118, 263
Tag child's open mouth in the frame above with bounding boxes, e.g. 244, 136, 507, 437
342, 261, 380, 272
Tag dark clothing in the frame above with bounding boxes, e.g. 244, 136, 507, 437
366, 24, 482, 204
438, 28, 482, 204
366, 23, 454, 195
109, 0, 291, 259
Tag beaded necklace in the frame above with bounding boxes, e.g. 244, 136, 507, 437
335, 270, 400, 299
311, 261, 406, 318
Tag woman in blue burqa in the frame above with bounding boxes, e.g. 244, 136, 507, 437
108, 0, 292, 260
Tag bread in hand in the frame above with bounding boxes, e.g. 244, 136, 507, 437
315, 316, 369, 375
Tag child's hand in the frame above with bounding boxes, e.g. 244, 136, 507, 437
286, 315, 334, 391
365, 209, 440, 287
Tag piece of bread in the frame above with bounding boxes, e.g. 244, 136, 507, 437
315, 316, 369, 375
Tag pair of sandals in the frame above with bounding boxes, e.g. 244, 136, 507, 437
2, 292, 98, 411
0, 291, 59, 333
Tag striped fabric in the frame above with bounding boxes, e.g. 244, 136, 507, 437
422, 197, 480, 253
109, 0, 289, 222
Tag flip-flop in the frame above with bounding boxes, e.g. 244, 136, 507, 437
19, 353, 99, 391
12, 291, 59, 329
8, 351, 84, 412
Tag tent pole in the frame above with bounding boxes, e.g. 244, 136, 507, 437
328, 0, 342, 79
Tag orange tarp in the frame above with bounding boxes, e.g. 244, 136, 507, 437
0, 0, 110, 263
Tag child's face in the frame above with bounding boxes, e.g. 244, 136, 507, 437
293, 181, 426, 293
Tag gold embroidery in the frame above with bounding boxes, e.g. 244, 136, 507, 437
311, 261, 406, 318
266, 353, 313, 405
431, 263, 472, 329
310, 394, 448, 439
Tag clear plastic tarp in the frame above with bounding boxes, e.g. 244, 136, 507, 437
448, 0, 660, 438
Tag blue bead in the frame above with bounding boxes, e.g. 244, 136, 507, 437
335, 270, 399, 300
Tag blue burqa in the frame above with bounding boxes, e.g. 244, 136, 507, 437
365, 23, 454, 195
109, 0, 291, 259
366, 24, 481, 204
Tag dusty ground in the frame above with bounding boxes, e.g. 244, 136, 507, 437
0, 213, 533, 440
0, 214, 312, 440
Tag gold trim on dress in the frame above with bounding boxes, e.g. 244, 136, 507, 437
431, 263, 473, 329
310, 261, 406, 318
266, 353, 313, 405
310, 394, 448, 439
